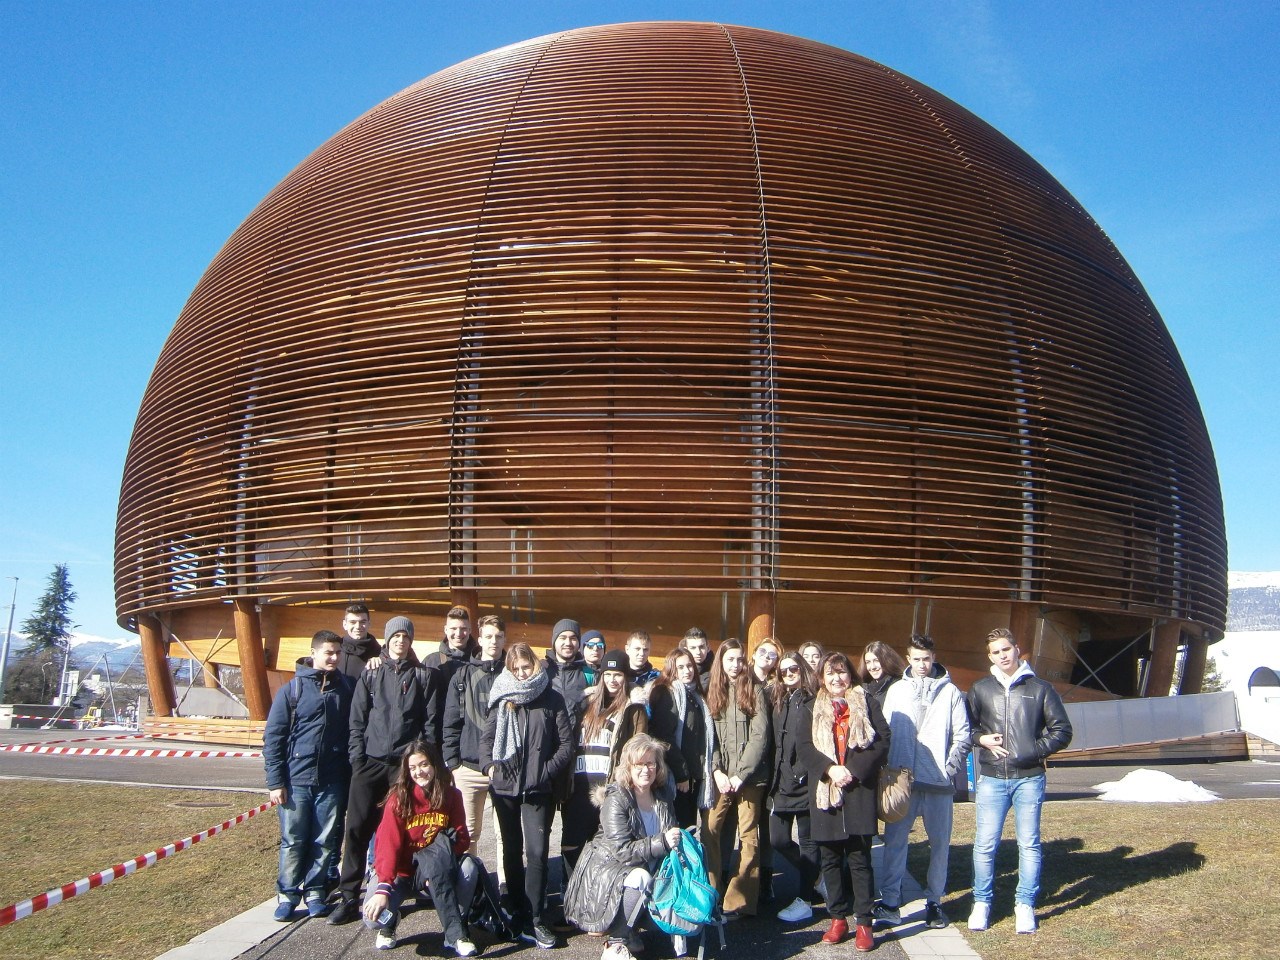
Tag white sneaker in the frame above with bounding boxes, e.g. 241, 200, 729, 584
375, 930, 398, 950
778, 896, 814, 923
450, 938, 479, 957
1014, 903, 1037, 934
602, 941, 633, 960
968, 902, 990, 931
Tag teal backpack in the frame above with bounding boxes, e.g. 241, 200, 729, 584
648, 829, 718, 935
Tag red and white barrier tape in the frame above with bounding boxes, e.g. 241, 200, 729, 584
19, 734, 150, 746
0, 800, 277, 926
0, 742, 262, 759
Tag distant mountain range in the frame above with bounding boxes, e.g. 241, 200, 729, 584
1226, 572, 1280, 632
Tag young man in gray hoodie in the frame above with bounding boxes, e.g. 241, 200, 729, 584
873, 635, 970, 930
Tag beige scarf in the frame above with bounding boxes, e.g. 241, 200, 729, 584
811, 687, 876, 811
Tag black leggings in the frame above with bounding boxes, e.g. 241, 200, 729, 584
560, 776, 604, 879
491, 792, 554, 925
770, 809, 820, 901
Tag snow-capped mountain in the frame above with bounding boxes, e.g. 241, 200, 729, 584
1226, 571, 1280, 632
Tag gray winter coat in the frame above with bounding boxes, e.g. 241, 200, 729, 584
882, 663, 970, 790
562, 783, 676, 933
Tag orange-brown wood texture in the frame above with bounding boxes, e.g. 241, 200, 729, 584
115, 24, 1226, 685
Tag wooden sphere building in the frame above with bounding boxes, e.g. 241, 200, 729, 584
115, 23, 1227, 719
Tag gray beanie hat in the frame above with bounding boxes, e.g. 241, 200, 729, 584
384, 616, 415, 641
551, 618, 581, 643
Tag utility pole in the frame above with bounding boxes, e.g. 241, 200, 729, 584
0, 577, 16, 702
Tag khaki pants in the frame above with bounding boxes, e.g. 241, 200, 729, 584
452, 763, 505, 884
704, 784, 764, 915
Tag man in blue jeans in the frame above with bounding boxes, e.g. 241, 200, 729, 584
966, 627, 1072, 934
263, 630, 356, 920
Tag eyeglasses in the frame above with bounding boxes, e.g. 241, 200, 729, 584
631, 761, 658, 771
584, 640, 605, 649
780, 665, 800, 675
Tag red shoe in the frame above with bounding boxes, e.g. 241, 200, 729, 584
821, 918, 848, 944
854, 923, 875, 952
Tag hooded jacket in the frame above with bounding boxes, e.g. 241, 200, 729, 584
967, 661, 1072, 779
336, 634, 381, 681
882, 662, 970, 790
348, 649, 442, 764
264, 658, 355, 790
442, 655, 505, 772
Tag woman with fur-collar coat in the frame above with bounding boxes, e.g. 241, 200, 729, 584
796, 652, 890, 952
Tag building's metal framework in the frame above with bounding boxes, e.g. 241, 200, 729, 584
115, 23, 1226, 718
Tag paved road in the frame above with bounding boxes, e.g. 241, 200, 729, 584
0, 728, 266, 793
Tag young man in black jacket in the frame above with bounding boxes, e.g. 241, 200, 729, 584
328, 616, 443, 925
966, 627, 1072, 935
336, 603, 380, 680
443, 613, 508, 887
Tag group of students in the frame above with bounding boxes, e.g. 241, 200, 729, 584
263, 604, 1072, 956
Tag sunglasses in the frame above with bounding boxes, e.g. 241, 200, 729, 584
584, 640, 605, 649
780, 664, 801, 675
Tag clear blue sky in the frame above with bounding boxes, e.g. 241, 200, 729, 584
2, 1, 1276, 639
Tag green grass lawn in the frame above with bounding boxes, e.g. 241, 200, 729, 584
2, 781, 1277, 960
0, 782, 276, 960
907, 797, 1280, 960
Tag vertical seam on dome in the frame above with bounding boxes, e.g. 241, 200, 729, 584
448, 31, 568, 592
721, 24, 779, 594
876, 65, 1045, 608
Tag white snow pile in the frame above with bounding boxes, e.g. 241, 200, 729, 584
1092, 768, 1219, 803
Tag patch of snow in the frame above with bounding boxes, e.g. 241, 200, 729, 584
1092, 768, 1219, 803
1228, 571, 1280, 590
1214, 631, 1280, 694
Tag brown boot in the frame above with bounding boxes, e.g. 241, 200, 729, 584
821, 918, 848, 944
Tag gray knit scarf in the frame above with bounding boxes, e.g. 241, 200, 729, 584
487, 668, 550, 764
671, 679, 718, 810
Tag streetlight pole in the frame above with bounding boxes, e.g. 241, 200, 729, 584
0, 577, 16, 703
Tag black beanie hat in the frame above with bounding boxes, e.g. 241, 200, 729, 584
600, 649, 632, 679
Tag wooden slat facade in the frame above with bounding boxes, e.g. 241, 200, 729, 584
115, 23, 1226, 713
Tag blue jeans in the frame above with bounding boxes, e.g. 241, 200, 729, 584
277, 781, 346, 899
971, 773, 1045, 907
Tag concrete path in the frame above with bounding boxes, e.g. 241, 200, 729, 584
155, 836, 976, 960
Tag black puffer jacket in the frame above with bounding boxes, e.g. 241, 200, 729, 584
480, 685, 574, 797
967, 664, 1072, 779
348, 651, 442, 763
562, 783, 676, 933
442, 656, 504, 772
770, 687, 814, 812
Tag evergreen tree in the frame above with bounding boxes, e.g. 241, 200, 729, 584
20, 564, 78, 657
1201, 656, 1227, 693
